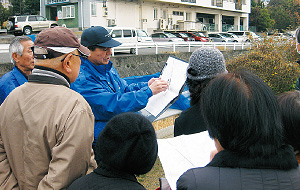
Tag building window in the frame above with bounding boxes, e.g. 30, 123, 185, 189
62, 5, 75, 19
173, 11, 184, 16
91, 2, 97, 16
162, 10, 167, 19
186, 12, 191, 21
154, 8, 158, 20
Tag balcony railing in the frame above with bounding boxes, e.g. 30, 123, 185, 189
46, 0, 69, 5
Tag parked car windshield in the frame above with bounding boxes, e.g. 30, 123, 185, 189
179, 33, 189, 37
219, 33, 233, 38
137, 29, 148, 37
193, 32, 206, 37
106, 28, 112, 33
165, 33, 177, 38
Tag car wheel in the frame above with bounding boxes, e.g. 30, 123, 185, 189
23, 26, 32, 35
246, 39, 251, 42
130, 48, 136, 54
50, 24, 58, 28
6, 21, 13, 31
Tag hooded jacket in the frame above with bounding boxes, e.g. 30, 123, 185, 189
0, 66, 97, 190
71, 58, 153, 143
68, 112, 158, 190
0, 66, 28, 105
177, 145, 300, 190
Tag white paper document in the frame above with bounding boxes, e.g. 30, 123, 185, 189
157, 131, 215, 190
144, 56, 188, 117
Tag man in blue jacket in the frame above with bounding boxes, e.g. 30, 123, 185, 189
0, 36, 34, 105
71, 26, 168, 145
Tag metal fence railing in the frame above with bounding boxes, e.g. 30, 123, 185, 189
112, 41, 252, 56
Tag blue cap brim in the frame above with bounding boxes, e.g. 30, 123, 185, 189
96, 38, 122, 48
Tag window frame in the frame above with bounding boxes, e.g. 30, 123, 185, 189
62, 5, 75, 19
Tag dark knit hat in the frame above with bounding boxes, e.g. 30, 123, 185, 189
96, 112, 158, 175
187, 47, 227, 81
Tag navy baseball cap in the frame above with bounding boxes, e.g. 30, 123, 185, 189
81, 26, 122, 48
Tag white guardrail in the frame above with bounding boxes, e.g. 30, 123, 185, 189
112, 41, 253, 56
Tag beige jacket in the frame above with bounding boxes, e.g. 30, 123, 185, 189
0, 82, 97, 190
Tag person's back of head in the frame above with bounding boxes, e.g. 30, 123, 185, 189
96, 112, 158, 175
201, 69, 283, 158
277, 90, 300, 152
32, 26, 90, 83
186, 47, 227, 105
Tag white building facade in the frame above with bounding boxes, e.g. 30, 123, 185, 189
40, 0, 250, 35
89, 0, 250, 35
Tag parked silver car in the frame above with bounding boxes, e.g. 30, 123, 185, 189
208, 33, 235, 42
151, 32, 184, 42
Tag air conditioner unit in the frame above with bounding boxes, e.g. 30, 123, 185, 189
108, 19, 116, 27
103, 7, 108, 17
159, 19, 166, 29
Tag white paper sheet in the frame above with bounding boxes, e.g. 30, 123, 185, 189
157, 131, 215, 190
144, 56, 188, 117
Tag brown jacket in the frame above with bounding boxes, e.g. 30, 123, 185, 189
0, 82, 97, 190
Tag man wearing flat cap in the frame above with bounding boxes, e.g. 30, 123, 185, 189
71, 26, 168, 149
0, 26, 97, 190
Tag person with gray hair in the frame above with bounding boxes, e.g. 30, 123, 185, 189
174, 47, 227, 137
0, 36, 34, 105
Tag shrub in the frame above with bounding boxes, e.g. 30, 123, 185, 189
226, 37, 300, 94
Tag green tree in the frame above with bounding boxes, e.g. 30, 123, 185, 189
9, 0, 39, 15
249, 0, 274, 32
0, 3, 12, 28
267, 0, 300, 31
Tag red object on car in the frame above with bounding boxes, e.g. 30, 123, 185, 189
184, 32, 210, 42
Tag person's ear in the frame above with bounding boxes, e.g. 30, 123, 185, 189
61, 53, 73, 74
12, 52, 20, 63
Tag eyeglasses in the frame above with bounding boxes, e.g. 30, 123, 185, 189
61, 53, 88, 62
71, 53, 88, 59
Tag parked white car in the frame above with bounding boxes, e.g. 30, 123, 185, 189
6, 15, 58, 36
218, 32, 242, 43
229, 31, 261, 43
106, 27, 152, 54
136, 29, 153, 43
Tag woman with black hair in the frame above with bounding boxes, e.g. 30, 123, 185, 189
177, 70, 300, 190
278, 90, 300, 163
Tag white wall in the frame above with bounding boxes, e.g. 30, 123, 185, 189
86, 0, 250, 33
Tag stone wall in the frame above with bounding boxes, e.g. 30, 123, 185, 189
0, 50, 247, 78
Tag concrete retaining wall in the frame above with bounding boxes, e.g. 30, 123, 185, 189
0, 50, 246, 78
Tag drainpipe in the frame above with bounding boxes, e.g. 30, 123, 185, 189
81, 0, 84, 30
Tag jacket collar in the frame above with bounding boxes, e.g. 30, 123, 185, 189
28, 65, 70, 88
207, 144, 299, 170
94, 163, 140, 183
81, 57, 113, 77
15, 66, 29, 79
11, 66, 28, 85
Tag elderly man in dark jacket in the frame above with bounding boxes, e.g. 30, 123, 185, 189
177, 70, 300, 190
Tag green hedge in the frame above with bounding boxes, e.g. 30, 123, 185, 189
226, 37, 300, 94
